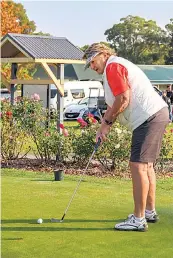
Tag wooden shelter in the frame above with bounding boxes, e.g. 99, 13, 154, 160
1, 33, 85, 123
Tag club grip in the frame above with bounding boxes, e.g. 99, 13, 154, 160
94, 137, 101, 151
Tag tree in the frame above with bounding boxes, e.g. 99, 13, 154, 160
33, 31, 51, 36
80, 42, 112, 52
104, 15, 168, 64
0, 1, 49, 88
165, 18, 173, 64
80, 45, 89, 52
1, 0, 36, 36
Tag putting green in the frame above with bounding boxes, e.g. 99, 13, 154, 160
1, 169, 173, 258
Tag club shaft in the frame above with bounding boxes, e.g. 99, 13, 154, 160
60, 149, 96, 221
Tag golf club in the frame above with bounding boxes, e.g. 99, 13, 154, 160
51, 137, 101, 223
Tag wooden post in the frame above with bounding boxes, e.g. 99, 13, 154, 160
10, 63, 18, 104
56, 64, 64, 132
21, 84, 24, 97
56, 64, 64, 162
46, 84, 50, 128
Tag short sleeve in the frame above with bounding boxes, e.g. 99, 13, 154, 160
106, 63, 130, 96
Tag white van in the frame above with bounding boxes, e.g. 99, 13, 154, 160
50, 80, 103, 110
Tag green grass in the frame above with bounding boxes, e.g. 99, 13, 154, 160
64, 120, 78, 127
1, 169, 173, 258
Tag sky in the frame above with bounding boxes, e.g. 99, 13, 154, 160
15, 1, 173, 47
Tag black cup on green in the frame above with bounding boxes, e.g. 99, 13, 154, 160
54, 170, 64, 181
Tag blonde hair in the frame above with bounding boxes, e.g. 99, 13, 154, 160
83, 43, 116, 59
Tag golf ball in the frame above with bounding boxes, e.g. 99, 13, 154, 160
37, 218, 43, 224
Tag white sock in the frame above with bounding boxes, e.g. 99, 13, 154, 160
134, 216, 145, 221
145, 209, 155, 214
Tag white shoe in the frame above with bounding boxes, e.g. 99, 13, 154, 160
115, 214, 148, 232
145, 211, 159, 223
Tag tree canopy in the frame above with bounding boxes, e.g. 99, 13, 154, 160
81, 16, 173, 65
1, 2, 173, 66
1, 0, 50, 36
104, 15, 169, 64
1, 0, 36, 36
165, 18, 173, 64
0, 0, 49, 88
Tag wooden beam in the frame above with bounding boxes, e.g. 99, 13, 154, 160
1, 58, 85, 65
35, 59, 85, 64
10, 79, 54, 85
41, 62, 64, 96
15, 52, 26, 57
1, 58, 34, 63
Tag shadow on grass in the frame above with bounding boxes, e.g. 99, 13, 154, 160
30, 180, 54, 182
2, 238, 23, 241
1, 218, 124, 231
1, 227, 115, 232
1, 218, 121, 224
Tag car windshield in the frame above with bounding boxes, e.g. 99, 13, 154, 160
70, 89, 85, 99
78, 97, 89, 105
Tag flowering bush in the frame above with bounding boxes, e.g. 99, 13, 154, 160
96, 123, 131, 172
69, 117, 98, 163
71, 116, 131, 171
14, 98, 72, 162
156, 128, 173, 173
11, 96, 44, 133
1, 96, 173, 174
0, 96, 72, 162
1, 98, 29, 160
31, 125, 72, 162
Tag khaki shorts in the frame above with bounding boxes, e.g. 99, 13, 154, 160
130, 107, 169, 163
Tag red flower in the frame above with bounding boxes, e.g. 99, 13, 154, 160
80, 121, 88, 127
77, 118, 88, 127
170, 129, 173, 133
59, 123, 64, 129
77, 118, 83, 123
88, 113, 94, 118
6, 111, 13, 118
92, 118, 97, 124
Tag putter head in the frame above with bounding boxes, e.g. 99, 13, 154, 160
50, 218, 63, 223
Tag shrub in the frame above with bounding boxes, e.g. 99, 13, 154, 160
0, 96, 71, 162
31, 125, 72, 162
1, 99, 29, 160
71, 117, 131, 173
155, 128, 173, 173
96, 123, 131, 172
71, 118, 98, 163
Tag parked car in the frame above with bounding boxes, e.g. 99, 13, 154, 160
50, 80, 103, 110
0, 88, 10, 100
64, 96, 107, 121
82, 96, 107, 122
